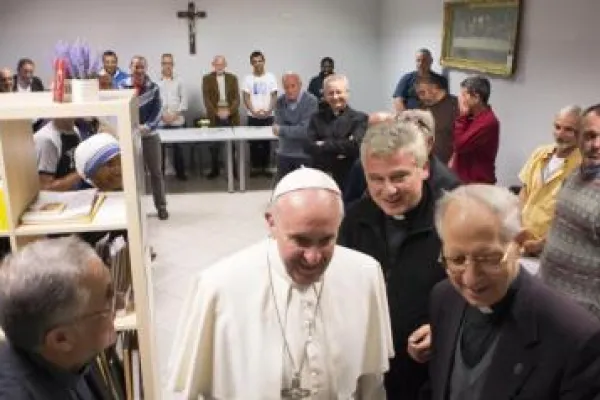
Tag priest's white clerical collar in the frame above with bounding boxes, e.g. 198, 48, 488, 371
392, 214, 405, 221
478, 306, 493, 314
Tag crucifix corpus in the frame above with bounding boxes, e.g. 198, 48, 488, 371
177, 1, 207, 55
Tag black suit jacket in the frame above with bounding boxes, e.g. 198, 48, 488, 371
12, 75, 44, 92
429, 271, 600, 400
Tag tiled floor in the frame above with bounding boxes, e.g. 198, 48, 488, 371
145, 173, 274, 391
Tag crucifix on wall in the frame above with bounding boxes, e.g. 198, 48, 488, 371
177, 1, 207, 55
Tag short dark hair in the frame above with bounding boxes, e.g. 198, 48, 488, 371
321, 57, 334, 66
161, 53, 174, 60
102, 50, 117, 59
250, 51, 264, 61
417, 48, 433, 59
583, 103, 600, 117
460, 76, 491, 104
415, 75, 445, 89
16, 58, 34, 71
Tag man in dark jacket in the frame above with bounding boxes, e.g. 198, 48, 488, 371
306, 74, 368, 192
13, 58, 44, 92
343, 110, 460, 207
0, 237, 116, 399
338, 117, 448, 399
416, 184, 600, 400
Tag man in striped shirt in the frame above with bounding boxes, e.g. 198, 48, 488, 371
119, 55, 168, 220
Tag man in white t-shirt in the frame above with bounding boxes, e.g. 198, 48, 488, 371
242, 50, 278, 178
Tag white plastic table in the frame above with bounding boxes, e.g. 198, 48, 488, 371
233, 126, 278, 191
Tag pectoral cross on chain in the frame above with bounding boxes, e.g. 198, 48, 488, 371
176, 1, 207, 55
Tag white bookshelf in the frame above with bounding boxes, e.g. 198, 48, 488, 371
0, 90, 160, 399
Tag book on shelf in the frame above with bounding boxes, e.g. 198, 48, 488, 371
20, 188, 105, 225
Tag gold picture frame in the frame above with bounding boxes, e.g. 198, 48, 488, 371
441, 0, 522, 77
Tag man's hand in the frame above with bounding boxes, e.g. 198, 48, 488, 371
217, 108, 230, 120
272, 124, 280, 136
162, 112, 176, 124
138, 125, 151, 135
522, 238, 545, 257
448, 154, 455, 168
315, 141, 325, 146
407, 324, 432, 364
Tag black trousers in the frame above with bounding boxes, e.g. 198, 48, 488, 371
161, 125, 186, 178
275, 155, 309, 185
247, 116, 273, 170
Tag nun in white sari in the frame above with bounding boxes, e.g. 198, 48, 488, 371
168, 167, 394, 400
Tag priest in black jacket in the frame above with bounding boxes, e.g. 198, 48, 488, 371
338, 117, 448, 399
411, 185, 600, 400
306, 74, 368, 192
0, 237, 116, 399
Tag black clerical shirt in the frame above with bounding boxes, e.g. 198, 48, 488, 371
0, 341, 108, 399
460, 270, 523, 368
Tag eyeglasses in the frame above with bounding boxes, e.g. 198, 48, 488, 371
441, 246, 510, 274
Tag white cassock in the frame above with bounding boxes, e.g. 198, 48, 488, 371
168, 239, 394, 400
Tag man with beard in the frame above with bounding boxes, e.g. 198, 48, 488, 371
518, 106, 582, 257
339, 118, 447, 399
100, 50, 128, 89
541, 103, 600, 321
307, 57, 335, 105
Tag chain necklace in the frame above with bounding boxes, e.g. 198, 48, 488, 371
267, 246, 325, 399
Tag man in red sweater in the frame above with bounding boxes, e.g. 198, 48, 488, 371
450, 76, 499, 183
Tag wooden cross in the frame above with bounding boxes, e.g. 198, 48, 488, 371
177, 1, 207, 55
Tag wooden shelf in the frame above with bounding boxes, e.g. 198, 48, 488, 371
14, 192, 127, 236
115, 311, 137, 331
0, 90, 136, 120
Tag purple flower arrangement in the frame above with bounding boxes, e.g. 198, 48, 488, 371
53, 39, 101, 80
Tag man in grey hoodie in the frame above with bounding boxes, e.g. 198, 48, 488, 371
273, 72, 318, 183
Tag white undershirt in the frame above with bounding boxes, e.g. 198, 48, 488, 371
216, 73, 227, 103
542, 154, 565, 183
282, 281, 333, 399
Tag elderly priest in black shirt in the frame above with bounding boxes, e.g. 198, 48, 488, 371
409, 184, 600, 400
0, 236, 117, 399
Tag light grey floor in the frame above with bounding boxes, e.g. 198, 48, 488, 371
145, 174, 273, 390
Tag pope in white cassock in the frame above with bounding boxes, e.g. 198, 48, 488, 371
168, 167, 394, 399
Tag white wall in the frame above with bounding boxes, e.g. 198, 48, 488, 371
0, 0, 385, 116
381, 0, 600, 185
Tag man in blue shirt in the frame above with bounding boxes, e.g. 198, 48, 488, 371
392, 48, 448, 111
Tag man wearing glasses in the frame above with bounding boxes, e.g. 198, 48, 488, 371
338, 117, 447, 399
0, 236, 117, 399
409, 185, 600, 399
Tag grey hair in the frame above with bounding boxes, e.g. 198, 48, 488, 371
397, 109, 435, 140
282, 71, 302, 84
557, 105, 582, 118
360, 119, 429, 167
323, 74, 349, 91
435, 185, 522, 242
0, 236, 98, 350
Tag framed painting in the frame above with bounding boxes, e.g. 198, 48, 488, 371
441, 0, 522, 77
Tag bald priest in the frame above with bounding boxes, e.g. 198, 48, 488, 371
168, 167, 394, 399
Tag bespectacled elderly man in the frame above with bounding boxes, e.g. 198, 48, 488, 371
0, 236, 117, 399
306, 74, 368, 193
408, 184, 600, 400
